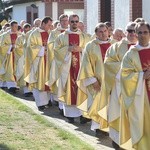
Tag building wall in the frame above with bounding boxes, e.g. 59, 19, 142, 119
12, 1, 45, 24
86, 0, 99, 34
45, 2, 52, 18
114, 0, 130, 30
58, 2, 84, 19
142, 0, 150, 23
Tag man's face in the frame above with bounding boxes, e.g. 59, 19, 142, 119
24, 26, 31, 33
69, 16, 79, 31
96, 26, 109, 41
60, 17, 68, 29
78, 22, 84, 32
137, 25, 150, 45
43, 20, 53, 31
11, 23, 18, 32
126, 26, 137, 43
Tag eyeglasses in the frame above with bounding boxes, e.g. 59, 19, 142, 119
70, 20, 79, 24
127, 29, 135, 33
138, 31, 149, 35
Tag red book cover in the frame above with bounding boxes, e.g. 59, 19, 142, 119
139, 49, 150, 103
99, 43, 111, 61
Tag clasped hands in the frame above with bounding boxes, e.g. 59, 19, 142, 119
92, 81, 101, 92
143, 68, 150, 80
68, 43, 82, 52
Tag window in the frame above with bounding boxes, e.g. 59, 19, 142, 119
26, 5, 38, 24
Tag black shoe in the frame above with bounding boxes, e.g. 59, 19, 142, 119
24, 92, 32, 97
59, 109, 64, 117
67, 117, 74, 124
112, 141, 120, 150
53, 101, 59, 106
8, 87, 17, 94
0, 87, 7, 90
38, 106, 46, 111
46, 100, 52, 107
95, 129, 109, 137
80, 116, 91, 124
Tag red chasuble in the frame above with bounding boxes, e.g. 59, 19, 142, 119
10, 33, 17, 80
139, 49, 150, 103
69, 34, 80, 105
40, 31, 49, 91
99, 43, 111, 61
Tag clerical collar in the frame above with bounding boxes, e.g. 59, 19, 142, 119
38, 27, 47, 32
57, 26, 67, 31
136, 43, 150, 50
10, 30, 17, 34
96, 37, 109, 43
66, 28, 81, 34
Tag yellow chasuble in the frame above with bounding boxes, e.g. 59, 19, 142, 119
24, 28, 50, 91
24, 29, 34, 83
0, 30, 20, 82
53, 29, 90, 105
45, 27, 66, 92
0, 32, 5, 81
14, 32, 26, 87
104, 38, 135, 148
77, 38, 111, 130
121, 45, 150, 150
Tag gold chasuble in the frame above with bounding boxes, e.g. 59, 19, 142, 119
121, 46, 150, 150
14, 33, 26, 87
0, 31, 19, 82
45, 28, 66, 91
77, 38, 111, 130
103, 38, 135, 147
54, 30, 89, 105
24, 28, 50, 91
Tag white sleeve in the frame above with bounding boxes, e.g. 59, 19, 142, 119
7, 45, 12, 54
83, 77, 97, 87
64, 52, 70, 63
37, 46, 45, 56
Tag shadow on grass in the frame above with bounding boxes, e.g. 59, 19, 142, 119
0, 144, 12, 150
1, 88, 113, 149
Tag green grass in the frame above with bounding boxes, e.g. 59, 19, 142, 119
0, 89, 94, 150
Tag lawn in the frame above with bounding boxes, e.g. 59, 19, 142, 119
0, 89, 94, 150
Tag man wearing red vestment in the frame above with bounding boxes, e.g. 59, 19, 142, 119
121, 22, 150, 150
53, 14, 90, 123
0, 20, 20, 93
24, 17, 53, 111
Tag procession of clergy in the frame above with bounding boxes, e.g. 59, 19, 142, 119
0, 14, 149, 150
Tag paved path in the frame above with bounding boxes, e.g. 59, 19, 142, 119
5, 89, 114, 150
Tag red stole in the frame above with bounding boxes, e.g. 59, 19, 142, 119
10, 33, 17, 81
138, 48, 150, 103
69, 34, 80, 105
61, 30, 65, 33
128, 44, 135, 49
10, 33, 17, 45
99, 43, 111, 61
40, 31, 49, 91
